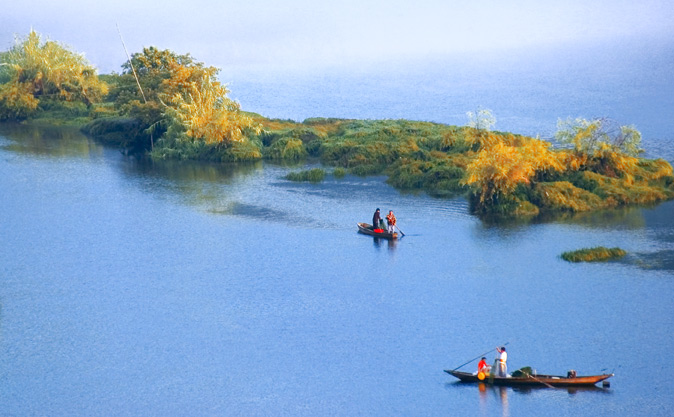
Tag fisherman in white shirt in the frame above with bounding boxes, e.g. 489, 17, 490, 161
495, 346, 508, 377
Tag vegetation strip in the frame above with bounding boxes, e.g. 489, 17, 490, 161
2, 30, 673, 219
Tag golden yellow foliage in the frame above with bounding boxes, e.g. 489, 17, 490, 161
463, 137, 563, 205
0, 81, 39, 117
162, 65, 261, 145
556, 149, 588, 171
465, 130, 503, 149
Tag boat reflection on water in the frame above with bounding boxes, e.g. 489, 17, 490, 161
477, 383, 509, 417
372, 236, 397, 250
449, 382, 612, 417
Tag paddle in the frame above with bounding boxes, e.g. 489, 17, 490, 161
395, 224, 405, 237
452, 342, 509, 371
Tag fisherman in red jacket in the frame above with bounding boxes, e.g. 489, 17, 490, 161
386, 210, 396, 234
478, 357, 489, 373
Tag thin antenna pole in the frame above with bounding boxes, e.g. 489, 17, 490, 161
116, 23, 152, 150
116, 23, 146, 103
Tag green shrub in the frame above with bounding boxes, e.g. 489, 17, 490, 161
264, 137, 307, 160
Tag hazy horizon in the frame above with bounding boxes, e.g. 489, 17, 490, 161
3, 1, 673, 73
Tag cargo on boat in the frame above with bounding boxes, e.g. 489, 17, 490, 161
357, 222, 398, 240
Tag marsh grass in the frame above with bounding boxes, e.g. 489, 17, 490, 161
561, 247, 627, 262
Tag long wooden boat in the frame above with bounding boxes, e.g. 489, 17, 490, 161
444, 370, 613, 387
357, 222, 398, 240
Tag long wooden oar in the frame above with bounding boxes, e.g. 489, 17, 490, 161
524, 372, 557, 389
395, 225, 405, 237
452, 342, 509, 371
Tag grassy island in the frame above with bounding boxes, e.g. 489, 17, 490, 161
561, 247, 627, 262
2, 30, 673, 219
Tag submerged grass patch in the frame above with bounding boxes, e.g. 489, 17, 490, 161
285, 168, 326, 182
333, 167, 346, 178
561, 247, 627, 262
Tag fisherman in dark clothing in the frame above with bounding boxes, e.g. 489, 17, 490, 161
372, 208, 382, 230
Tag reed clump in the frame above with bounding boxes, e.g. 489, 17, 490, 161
561, 247, 627, 262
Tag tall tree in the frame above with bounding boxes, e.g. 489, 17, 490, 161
109, 46, 259, 148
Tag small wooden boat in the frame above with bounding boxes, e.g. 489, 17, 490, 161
357, 222, 398, 240
444, 370, 613, 387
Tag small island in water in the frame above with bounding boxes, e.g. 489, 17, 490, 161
561, 247, 627, 263
2, 30, 673, 219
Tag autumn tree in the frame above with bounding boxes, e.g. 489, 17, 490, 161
463, 136, 564, 212
555, 117, 643, 157
103, 47, 259, 152
0, 30, 108, 120
555, 117, 643, 178
160, 62, 261, 145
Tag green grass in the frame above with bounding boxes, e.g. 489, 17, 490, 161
561, 247, 627, 262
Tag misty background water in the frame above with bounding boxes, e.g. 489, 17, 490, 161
227, 39, 674, 146
1, 53, 674, 416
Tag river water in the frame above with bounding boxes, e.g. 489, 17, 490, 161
0, 123, 673, 416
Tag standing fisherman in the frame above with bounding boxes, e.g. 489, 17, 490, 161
372, 208, 382, 230
386, 210, 397, 234
495, 346, 508, 377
